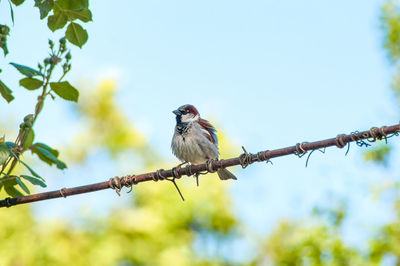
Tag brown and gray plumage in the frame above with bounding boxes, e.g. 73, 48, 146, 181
171, 104, 237, 180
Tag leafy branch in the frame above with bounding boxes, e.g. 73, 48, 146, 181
0, 38, 78, 196
0, 0, 91, 197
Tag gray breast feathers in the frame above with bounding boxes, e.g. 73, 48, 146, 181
171, 123, 219, 164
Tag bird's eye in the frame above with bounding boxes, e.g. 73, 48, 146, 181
180, 110, 187, 114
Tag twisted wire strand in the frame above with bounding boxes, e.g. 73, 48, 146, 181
109, 175, 137, 196
239, 146, 253, 168
294, 142, 308, 158
59, 188, 67, 198
335, 134, 347, 149
4, 197, 11, 208
206, 159, 217, 173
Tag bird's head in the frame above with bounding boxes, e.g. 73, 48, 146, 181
173, 104, 200, 124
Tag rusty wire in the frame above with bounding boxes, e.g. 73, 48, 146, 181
0, 123, 399, 208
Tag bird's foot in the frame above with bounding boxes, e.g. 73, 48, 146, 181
175, 161, 188, 170
171, 161, 188, 179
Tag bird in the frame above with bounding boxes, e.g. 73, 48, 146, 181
171, 104, 237, 180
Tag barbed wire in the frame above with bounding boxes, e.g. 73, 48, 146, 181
0, 123, 399, 208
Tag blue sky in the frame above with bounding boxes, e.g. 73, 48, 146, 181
1, 0, 399, 254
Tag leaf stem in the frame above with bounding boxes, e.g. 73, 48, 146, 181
0, 44, 63, 179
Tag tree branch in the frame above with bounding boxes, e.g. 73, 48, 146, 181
0, 124, 399, 208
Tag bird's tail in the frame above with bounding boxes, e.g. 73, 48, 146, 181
217, 168, 237, 180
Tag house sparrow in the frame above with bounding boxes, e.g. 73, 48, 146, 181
171, 104, 237, 180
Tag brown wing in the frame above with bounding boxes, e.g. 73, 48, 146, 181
198, 118, 218, 145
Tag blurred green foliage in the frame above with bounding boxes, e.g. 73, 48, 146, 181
362, 1, 400, 167
369, 200, 400, 263
69, 80, 157, 164
0, 180, 238, 265
382, 1, 400, 63
258, 221, 364, 265
363, 145, 391, 167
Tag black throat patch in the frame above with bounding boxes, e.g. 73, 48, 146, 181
176, 122, 189, 136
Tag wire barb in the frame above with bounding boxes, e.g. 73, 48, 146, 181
294, 142, 308, 158
167, 166, 185, 201
255, 151, 266, 161
185, 165, 194, 176
109, 176, 122, 196
256, 151, 273, 165
345, 142, 351, 156
205, 159, 217, 173
335, 134, 347, 149
305, 148, 326, 167
184, 164, 200, 187
121, 175, 137, 193
239, 146, 253, 168
5, 197, 11, 208
59, 188, 67, 198
170, 178, 185, 201
350, 131, 371, 148
153, 169, 165, 181
108, 175, 137, 196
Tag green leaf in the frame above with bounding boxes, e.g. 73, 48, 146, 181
4, 185, 23, 197
15, 177, 30, 194
19, 160, 44, 181
23, 129, 34, 150
0, 43, 9, 56
8, 0, 14, 24
10, 0, 24, 6
10, 63, 43, 78
47, 11, 68, 32
34, 0, 54, 19
19, 78, 43, 90
32, 142, 59, 157
50, 81, 79, 102
0, 79, 14, 103
57, 0, 88, 10
31, 142, 66, 169
0, 24, 10, 35
65, 8, 92, 22
0, 143, 10, 165
20, 175, 47, 188
65, 22, 88, 48
31, 146, 66, 170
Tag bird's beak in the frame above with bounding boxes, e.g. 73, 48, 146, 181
172, 109, 181, 116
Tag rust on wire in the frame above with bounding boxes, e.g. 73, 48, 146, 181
1, 123, 399, 208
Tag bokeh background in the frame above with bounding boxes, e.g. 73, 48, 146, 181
1, 0, 400, 265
